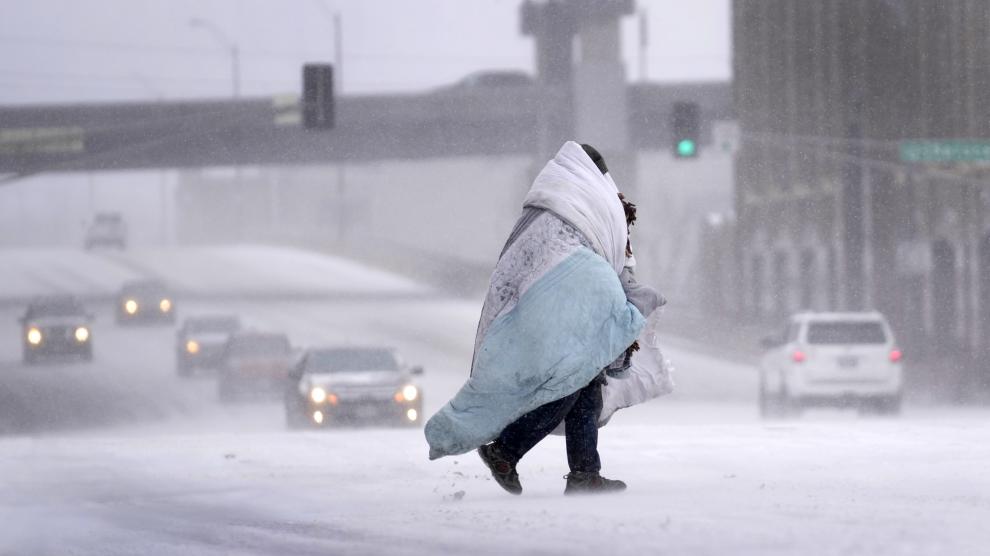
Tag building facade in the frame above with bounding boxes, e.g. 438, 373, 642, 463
732, 0, 990, 397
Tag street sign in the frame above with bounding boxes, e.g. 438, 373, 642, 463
272, 94, 301, 126
900, 140, 990, 163
0, 127, 85, 155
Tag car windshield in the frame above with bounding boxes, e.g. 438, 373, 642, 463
305, 348, 399, 373
187, 318, 239, 334
228, 336, 290, 357
806, 322, 887, 345
27, 298, 84, 318
123, 282, 167, 296
92, 221, 121, 231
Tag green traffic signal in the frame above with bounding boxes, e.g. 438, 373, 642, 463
676, 139, 697, 157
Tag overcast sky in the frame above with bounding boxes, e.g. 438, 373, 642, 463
0, 0, 730, 105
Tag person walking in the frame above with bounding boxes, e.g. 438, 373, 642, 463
425, 141, 663, 495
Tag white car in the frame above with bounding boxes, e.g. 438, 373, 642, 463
759, 312, 903, 417
84, 212, 127, 250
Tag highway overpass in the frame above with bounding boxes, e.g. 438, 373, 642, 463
0, 82, 730, 176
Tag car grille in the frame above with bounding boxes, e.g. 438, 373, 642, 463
38, 326, 81, 350
334, 386, 398, 403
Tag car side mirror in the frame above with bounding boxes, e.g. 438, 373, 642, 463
411, 365, 424, 376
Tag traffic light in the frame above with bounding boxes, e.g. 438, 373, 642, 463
302, 64, 334, 130
671, 101, 700, 158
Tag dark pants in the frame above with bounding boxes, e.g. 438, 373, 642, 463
494, 375, 604, 473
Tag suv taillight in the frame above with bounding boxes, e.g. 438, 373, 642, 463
791, 350, 806, 363
889, 349, 903, 363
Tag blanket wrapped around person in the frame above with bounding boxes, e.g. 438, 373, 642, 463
425, 141, 648, 460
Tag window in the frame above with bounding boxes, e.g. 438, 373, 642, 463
306, 349, 399, 373
806, 321, 886, 344
787, 322, 802, 343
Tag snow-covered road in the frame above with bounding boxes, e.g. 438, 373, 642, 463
4, 410, 989, 556
1, 247, 988, 555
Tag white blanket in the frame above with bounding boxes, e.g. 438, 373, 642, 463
523, 141, 628, 274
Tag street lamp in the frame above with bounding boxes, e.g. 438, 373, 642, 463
189, 17, 240, 98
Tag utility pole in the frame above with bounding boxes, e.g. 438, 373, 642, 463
317, 2, 347, 244
334, 11, 343, 90
842, 16, 869, 311
231, 45, 241, 98
334, 13, 346, 243
639, 8, 649, 82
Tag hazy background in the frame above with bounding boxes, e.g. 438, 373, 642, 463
2, 3, 989, 554
0, 0, 730, 103
0, 0, 730, 249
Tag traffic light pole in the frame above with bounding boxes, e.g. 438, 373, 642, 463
842, 113, 867, 310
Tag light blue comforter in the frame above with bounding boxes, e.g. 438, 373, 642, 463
425, 247, 645, 460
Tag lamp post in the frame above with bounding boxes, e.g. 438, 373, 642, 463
315, 2, 347, 242
189, 18, 240, 98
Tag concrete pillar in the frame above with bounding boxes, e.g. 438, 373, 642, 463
571, 13, 634, 204
572, 17, 628, 153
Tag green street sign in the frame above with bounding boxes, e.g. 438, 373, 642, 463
900, 140, 990, 163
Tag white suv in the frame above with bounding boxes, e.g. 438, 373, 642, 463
759, 312, 903, 417
84, 212, 127, 250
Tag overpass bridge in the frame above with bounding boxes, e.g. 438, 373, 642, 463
0, 82, 730, 178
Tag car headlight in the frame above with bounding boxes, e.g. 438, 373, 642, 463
124, 299, 138, 314
401, 385, 419, 402
27, 327, 42, 345
310, 387, 327, 404
159, 298, 171, 312
74, 327, 89, 343
186, 340, 199, 354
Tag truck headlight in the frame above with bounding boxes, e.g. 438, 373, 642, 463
310, 387, 327, 404
124, 299, 138, 314
27, 327, 42, 345
401, 385, 418, 402
74, 327, 89, 343
159, 299, 172, 312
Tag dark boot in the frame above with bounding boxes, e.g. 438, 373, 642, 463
564, 471, 627, 495
478, 443, 522, 495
